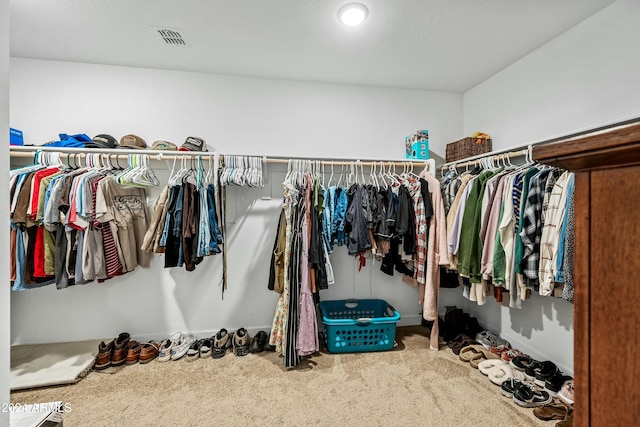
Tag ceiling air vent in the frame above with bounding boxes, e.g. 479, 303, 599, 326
152, 27, 190, 47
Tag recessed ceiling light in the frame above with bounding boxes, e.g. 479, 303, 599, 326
338, 3, 368, 26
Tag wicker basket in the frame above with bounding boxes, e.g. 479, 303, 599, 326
446, 137, 492, 162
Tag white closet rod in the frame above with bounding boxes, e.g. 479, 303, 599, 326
442, 147, 530, 170
9, 145, 218, 161
9, 146, 436, 169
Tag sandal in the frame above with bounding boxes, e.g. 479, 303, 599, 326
478, 359, 506, 375
469, 347, 500, 369
488, 364, 525, 386
533, 399, 572, 421
459, 344, 485, 362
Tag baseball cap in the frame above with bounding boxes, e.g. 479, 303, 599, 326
86, 134, 118, 149
151, 140, 178, 151
118, 134, 147, 149
178, 136, 207, 152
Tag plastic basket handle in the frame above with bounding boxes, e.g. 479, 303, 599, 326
344, 299, 359, 309
386, 303, 397, 316
356, 318, 372, 326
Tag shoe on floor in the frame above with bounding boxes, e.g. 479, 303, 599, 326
158, 332, 183, 362
250, 330, 268, 353
469, 348, 500, 369
171, 334, 196, 360
501, 378, 523, 398
525, 360, 557, 386
501, 348, 527, 363
475, 330, 510, 350
199, 338, 213, 358
478, 358, 506, 375
510, 354, 535, 371
557, 380, 574, 405
94, 339, 114, 370
545, 372, 573, 397
110, 332, 131, 367
233, 328, 251, 357
139, 341, 160, 364
556, 412, 574, 427
125, 340, 142, 365
212, 329, 233, 359
263, 331, 276, 352
186, 339, 202, 361
533, 399, 573, 421
513, 382, 552, 408
488, 364, 526, 386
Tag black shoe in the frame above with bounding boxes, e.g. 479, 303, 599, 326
511, 355, 534, 372
545, 371, 572, 396
525, 360, 562, 387
513, 382, 552, 408
249, 331, 268, 353
263, 331, 276, 352
501, 378, 523, 398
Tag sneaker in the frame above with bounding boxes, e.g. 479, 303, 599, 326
158, 332, 183, 362
212, 329, 233, 359
110, 332, 131, 367
94, 339, 114, 370
501, 348, 526, 363
525, 360, 558, 387
186, 340, 202, 362
171, 334, 196, 360
233, 328, 251, 357
557, 380, 574, 405
513, 382, 552, 408
545, 372, 573, 397
199, 338, 213, 358
501, 378, 523, 398
510, 355, 534, 371
476, 330, 510, 350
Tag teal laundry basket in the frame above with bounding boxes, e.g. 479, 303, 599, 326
320, 299, 401, 353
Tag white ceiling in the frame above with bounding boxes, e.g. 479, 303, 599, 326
10, 0, 615, 92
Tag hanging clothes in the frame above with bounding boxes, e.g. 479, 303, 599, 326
9, 155, 154, 290
442, 154, 575, 308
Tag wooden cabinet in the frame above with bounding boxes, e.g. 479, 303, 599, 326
533, 122, 640, 427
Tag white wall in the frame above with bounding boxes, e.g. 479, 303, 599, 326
456, 0, 640, 375
9, 58, 463, 346
1, 0, 10, 421
11, 58, 461, 160
463, 0, 640, 151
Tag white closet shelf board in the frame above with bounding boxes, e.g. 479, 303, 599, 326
10, 340, 100, 391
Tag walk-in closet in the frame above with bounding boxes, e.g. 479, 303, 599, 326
2, 1, 639, 426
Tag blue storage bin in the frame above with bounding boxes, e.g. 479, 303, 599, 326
10, 128, 24, 146
320, 299, 401, 353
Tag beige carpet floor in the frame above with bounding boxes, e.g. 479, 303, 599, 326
10, 326, 552, 426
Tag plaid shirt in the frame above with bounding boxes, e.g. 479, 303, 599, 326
409, 178, 428, 285
519, 169, 551, 290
